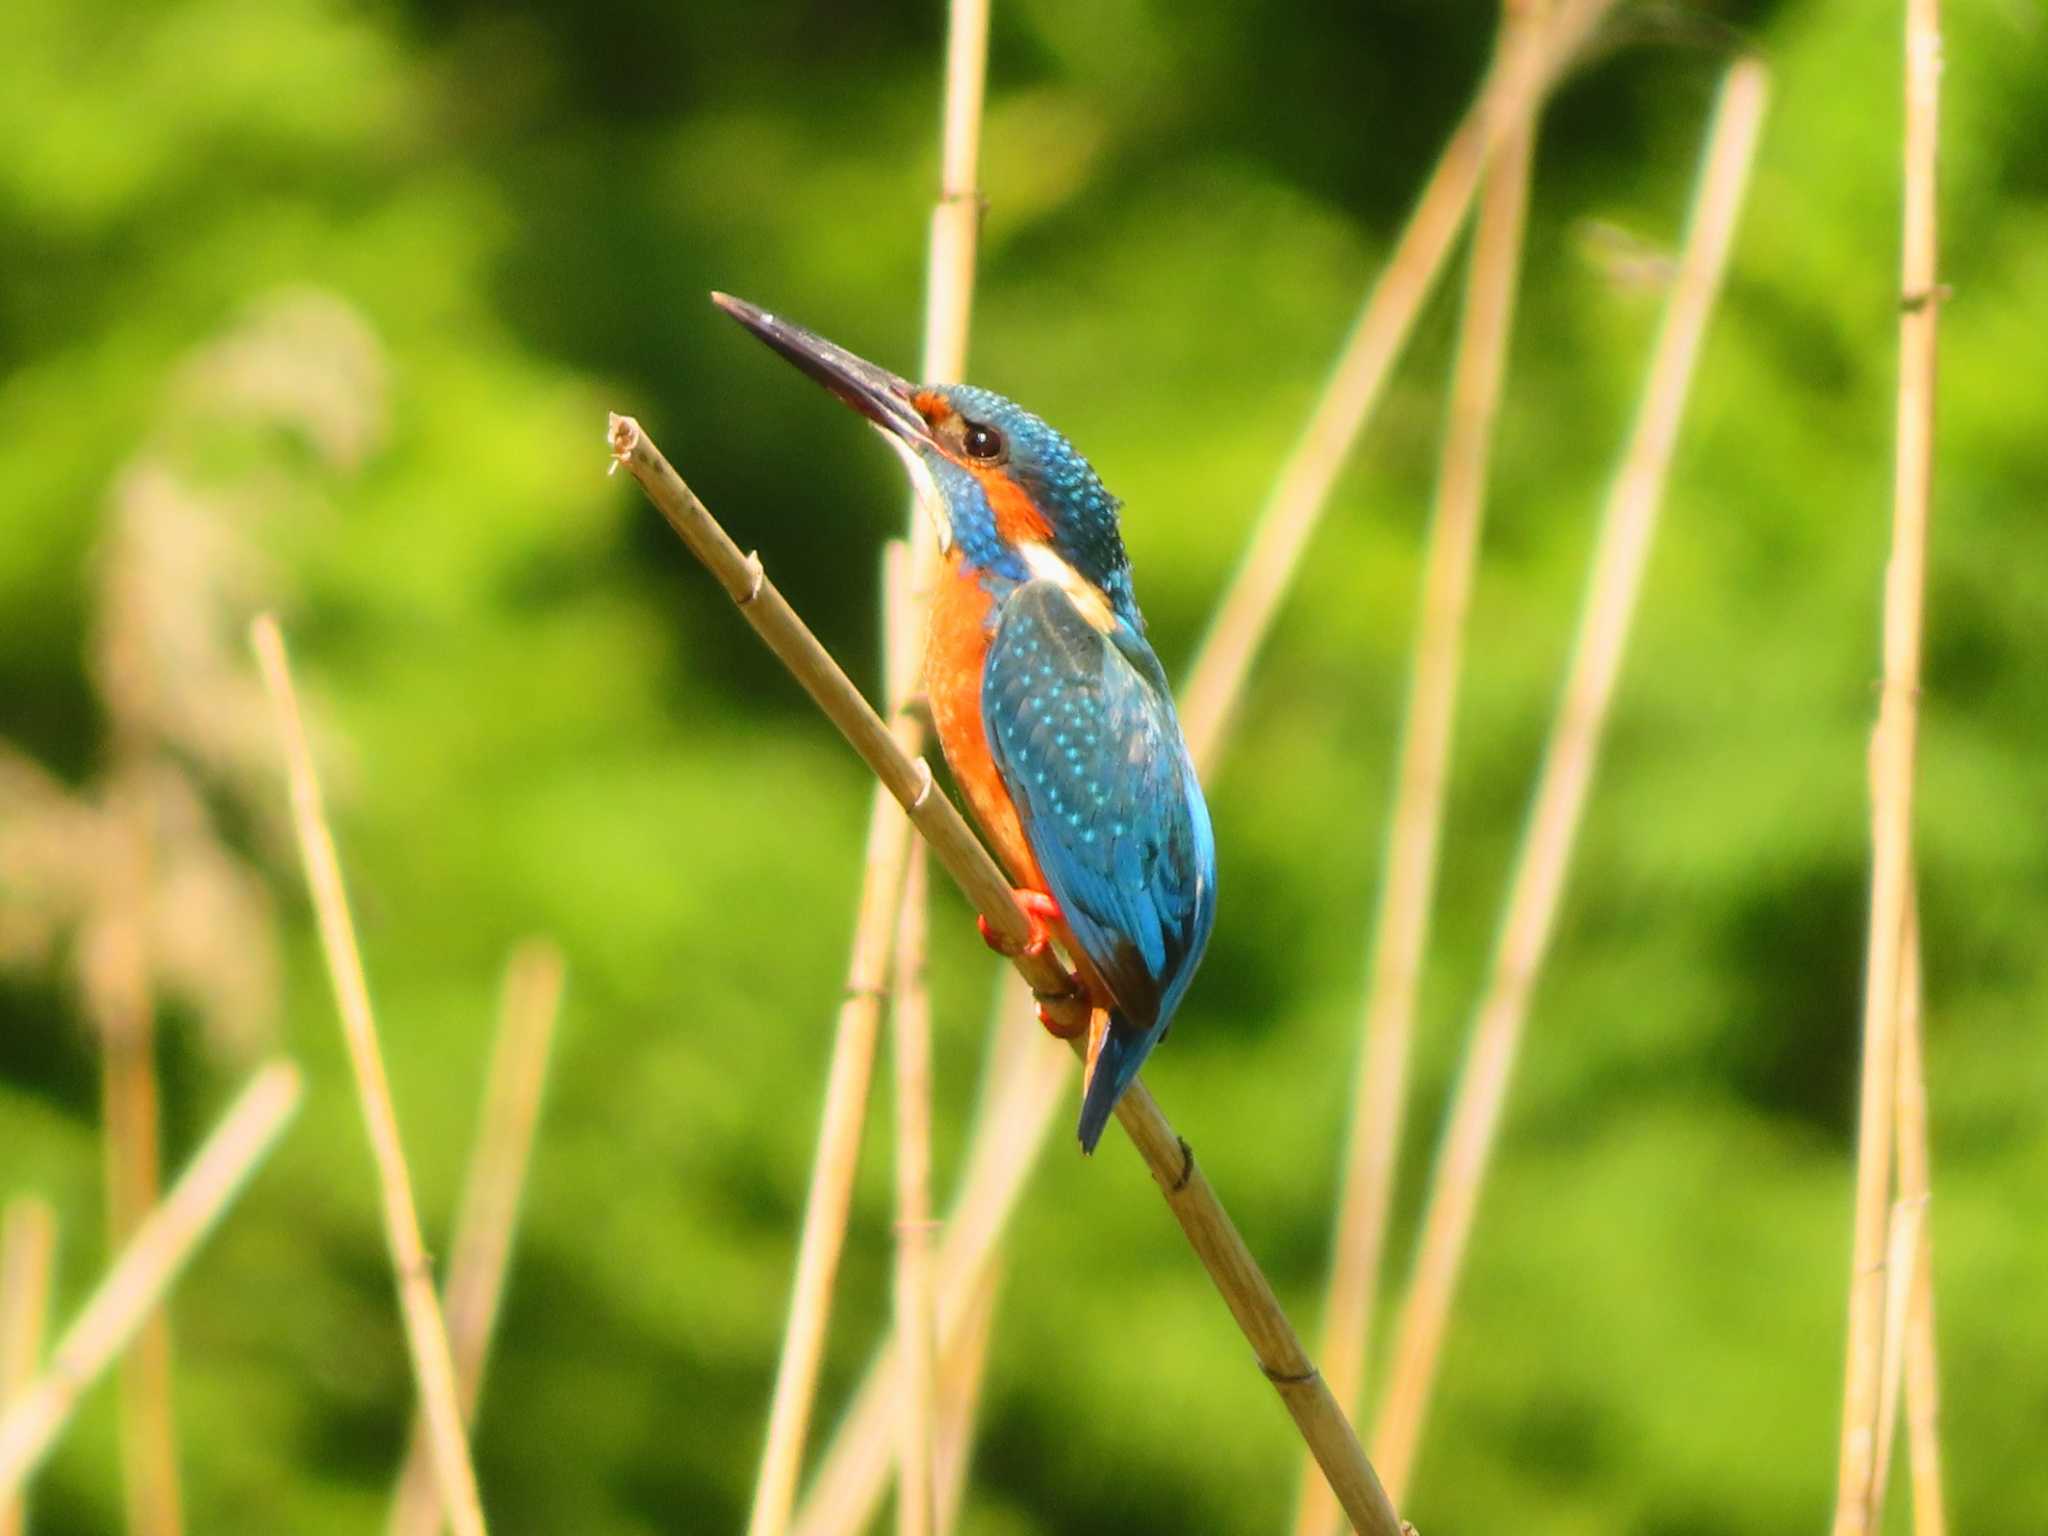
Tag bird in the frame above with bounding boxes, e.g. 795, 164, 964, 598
712, 291, 1217, 1153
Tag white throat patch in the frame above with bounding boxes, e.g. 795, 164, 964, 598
875, 427, 951, 554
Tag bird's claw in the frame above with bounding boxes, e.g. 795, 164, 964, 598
977, 889, 1063, 962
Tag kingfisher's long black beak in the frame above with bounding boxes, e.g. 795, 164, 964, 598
712, 293, 933, 448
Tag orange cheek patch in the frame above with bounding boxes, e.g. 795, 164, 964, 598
977, 466, 1054, 545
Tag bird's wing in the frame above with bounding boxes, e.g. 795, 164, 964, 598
982, 579, 1216, 1031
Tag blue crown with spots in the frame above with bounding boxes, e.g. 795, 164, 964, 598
929, 384, 1138, 623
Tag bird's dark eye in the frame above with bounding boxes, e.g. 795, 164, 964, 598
962, 421, 1004, 461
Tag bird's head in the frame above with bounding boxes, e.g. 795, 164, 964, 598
713, 292, 1135, 626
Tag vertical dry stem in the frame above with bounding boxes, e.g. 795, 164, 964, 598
1177, 0, 1614, 768
0, 1200, 56, 1536
1296, 19, 1542, 1535
0, 1064, 300, 1499
1893, 904, 1945, 1536
388, 940, 566, 1536
1832, 0, 1941, 1522
746, 0, 989, 1512
890, 853, 937, 1536
1369, 60, 1768, 1501
251, 616, 490, 1536
84, 775, 183, 1536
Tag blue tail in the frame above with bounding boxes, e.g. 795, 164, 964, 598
1076, 1012, 1161, 1154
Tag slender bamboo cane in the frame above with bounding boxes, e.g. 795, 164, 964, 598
890, 851, 937, 1536
0, 1199, 56, 1536
0, 1064, 300, 1498
388, 940, 566, 1536
610, 418, 1405, 1536
1295, 17, 1543, 1536
252, 617, 490, 1536
1177, 0, 1615, 769
1368, 60, 1768, 1502
1832, 0, 1941, 1522
1893, 903, 1945, 1536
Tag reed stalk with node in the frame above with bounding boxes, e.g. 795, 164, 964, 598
609, 415, 1405, 1536
1832, 0, 1943, 1520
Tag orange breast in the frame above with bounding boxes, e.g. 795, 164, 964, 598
926, 559, 1045, 894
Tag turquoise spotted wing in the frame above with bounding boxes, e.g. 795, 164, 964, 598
981, 579, 1217, 1034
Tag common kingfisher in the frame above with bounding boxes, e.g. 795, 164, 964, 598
713, 293, 1218, 1153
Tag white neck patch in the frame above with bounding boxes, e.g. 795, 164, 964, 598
875, 427, 950, 554
1021, 541, 1115, 633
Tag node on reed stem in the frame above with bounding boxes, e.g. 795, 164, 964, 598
1831, 0, 1942, 1522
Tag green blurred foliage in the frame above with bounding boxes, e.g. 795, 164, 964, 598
4, 0, 2047, 1532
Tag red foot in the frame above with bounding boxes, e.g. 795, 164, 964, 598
976, 889, 1063, 961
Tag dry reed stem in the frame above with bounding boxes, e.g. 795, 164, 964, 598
1177, 0, 1615, 769
1894, 902, 1945, 1536
387, 940, 566, 1536
0, 1064, 299, 1499
1296, 22, 1543, 1536
1833, 0, 1941, 1521
932, 1256, 998, 1536
1368, 59, 1768, 1501
743, 545, 924, 1536
890, 851, 937, 1536
251, 617, 490, 1536
84, 774, 184, 1536
0, 1199, 56, 1536
610, 422, 1404, 1536
1871, 1194, 1921, 1519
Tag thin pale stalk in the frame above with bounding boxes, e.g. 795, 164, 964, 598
1871, 1195, 1922, 1517
1177, 0, 1615, 769
388, 940, 566, 1536
1370, 60, 1768, 1502
84, 774, 183, 1536
1833, 0, 1941, 1521
611, 421, 1404, 1536
1894, 903, 1945, 1536
890, 852, 937, 1536
1296, 27, 1541, 1536
0, 1199, 56, 1536
0, 1064, 300, 1498
252, 618, 490, 1536
933, 1257, 999, 1536
743, 544, 923, 1536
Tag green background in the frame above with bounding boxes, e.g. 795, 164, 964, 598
4, 0, 2044, 1531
